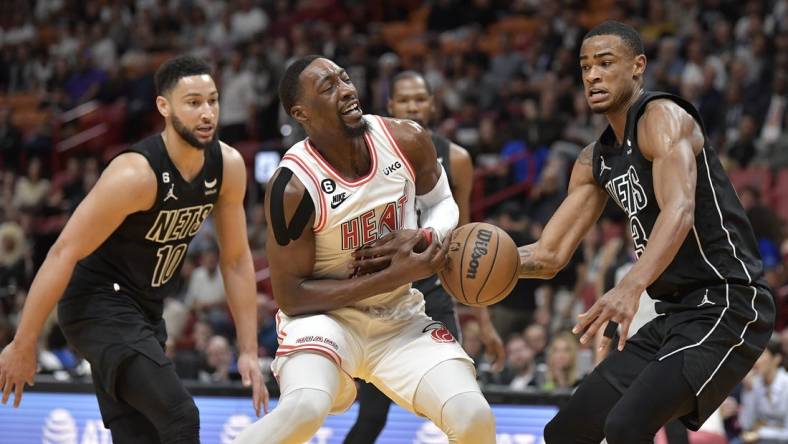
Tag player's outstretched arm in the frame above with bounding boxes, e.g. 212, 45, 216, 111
266, 168, 449, 317
214, 144, 268, 416
573, 99, 703, 351
518, 144, 608, 279
0, 153, 156, 407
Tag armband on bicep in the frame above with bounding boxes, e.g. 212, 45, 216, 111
269, 168, 314, 246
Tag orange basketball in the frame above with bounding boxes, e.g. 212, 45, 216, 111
438, 222, 520, 307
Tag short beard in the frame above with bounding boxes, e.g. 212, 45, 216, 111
171, 112, 216, 150
341, 116, 369, 139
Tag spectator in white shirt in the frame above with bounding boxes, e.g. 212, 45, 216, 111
740, 336, 788, 444
185, 245, 228, 330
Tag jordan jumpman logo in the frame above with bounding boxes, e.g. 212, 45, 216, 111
697, 289, 714, 307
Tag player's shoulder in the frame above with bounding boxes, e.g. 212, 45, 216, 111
377, 116, 431, 146
577, 142, 596, 167
376, 116, 433, 168
219, 141, 244, 166
448, 141, 471, 161
267, 164, 309, 202
639, 98, 696, 131
637, 98, 703, 155
106, 151, 158, 188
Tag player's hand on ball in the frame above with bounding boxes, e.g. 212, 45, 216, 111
351, 229, 431, 276
0, 340, 37, 408
237, 352, 269, 417
573, 282, 642, 352
378, 229, 451, 283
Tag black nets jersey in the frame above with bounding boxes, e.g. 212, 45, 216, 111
60, 134, 223, 321
592, 91, 765, 302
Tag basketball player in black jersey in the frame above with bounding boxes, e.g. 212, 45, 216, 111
0, 56, 268, 443
515, 22, 775, 443
343, 71, 505, 444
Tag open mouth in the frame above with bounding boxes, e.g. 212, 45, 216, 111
195, 125, 214, 137
341, 101, 362, 118
588, 88, 610, 103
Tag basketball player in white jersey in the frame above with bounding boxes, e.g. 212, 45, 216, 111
232, 56, 495, 444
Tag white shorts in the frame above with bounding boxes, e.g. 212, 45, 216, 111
271, 306, 473, 414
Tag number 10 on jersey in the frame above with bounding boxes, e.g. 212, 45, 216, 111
152, 243, 188, 287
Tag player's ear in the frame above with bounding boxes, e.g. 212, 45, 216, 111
291, 105, 308, 124
156, 95, 170, 118
633, 54, 647, 81
386, 99, 394, 117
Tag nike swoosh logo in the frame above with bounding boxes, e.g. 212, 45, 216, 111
204, 178, 217, 188
330, 195, 351, 209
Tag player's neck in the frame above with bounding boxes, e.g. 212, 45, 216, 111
308, 132, 370, 178
161, 129, 206, 182
606, 87, 643, 146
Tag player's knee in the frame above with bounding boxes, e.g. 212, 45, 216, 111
542, 412, 574, 444
286, 388, 332, 431
603, 413, 639, 444
443, 392, 495, 443
159, 398, 200, 443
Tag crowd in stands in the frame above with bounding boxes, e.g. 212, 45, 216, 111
0, 0, 787, 440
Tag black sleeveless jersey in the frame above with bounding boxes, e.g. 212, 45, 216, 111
61, 134, 223, 321
432, 133, 452, 185
592, 91, 765, 301
418, 132, 456, 314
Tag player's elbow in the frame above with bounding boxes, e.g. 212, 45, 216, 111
273, 290, 309, 317
46, 239, 83, 267
672, 199, 695, 232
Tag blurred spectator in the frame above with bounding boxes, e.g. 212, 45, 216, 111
230, 0, 269, 44
219, 50, 256, 144
0, 221, 30, 315
12, 157, 49, 211
185, 244, 228, 331
739, 336, 788, 443
256, 293, 279, 358
199, 335, 237, 383
541, 332, 581, 391
64, 55, 107, 106
524, 323, 548, 366
0, 107, 22, 169
499, 335, 543, 390
247, 203, 267, 254
0, 315, 11, 348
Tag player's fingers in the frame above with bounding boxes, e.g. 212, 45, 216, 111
351, 245, 393, 259
352, 256, 389, 270
252, 379, 262, 417
1, 377, 12, 405
13, 382, 23, 408
580, 313, 609, 345
618, 319, 632, 351
403, 232, 422, 250
262, 383, 270, 414
572, 304, 599, 335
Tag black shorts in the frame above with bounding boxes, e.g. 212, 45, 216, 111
58, 293, 170, 425
600, 283, 775, 430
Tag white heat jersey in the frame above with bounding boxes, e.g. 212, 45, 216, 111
278, 115, 424, 317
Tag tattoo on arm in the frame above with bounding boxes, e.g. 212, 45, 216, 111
519, 247, 545, 275
270, 168, 314, 246
577, 145, 594, 166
